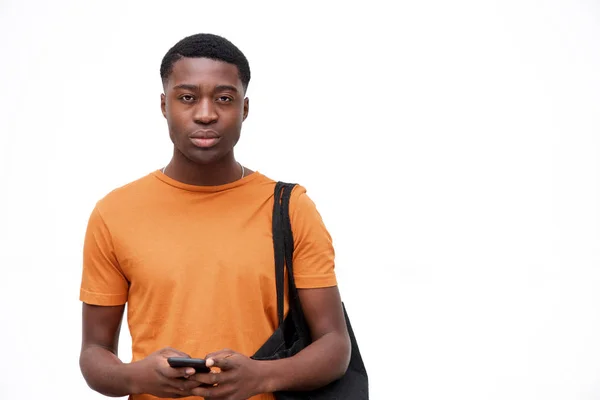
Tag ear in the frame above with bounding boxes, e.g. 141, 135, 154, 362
242, 97, 249, 121
161, 93, 167, 118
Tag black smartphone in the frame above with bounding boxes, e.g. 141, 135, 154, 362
167, 357, 211, 374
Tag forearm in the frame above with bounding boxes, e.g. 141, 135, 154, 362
79, 345, 134, 397
260, 331, 351, 393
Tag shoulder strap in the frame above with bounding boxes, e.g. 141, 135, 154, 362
272, 181, 306, 332
272, 182, 288, 325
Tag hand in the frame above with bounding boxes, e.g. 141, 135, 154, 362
127, 347, 203, 398
188, 349, 266, 399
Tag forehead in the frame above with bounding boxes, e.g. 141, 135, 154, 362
165, 57, 242, 90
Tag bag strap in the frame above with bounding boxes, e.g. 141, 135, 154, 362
272, 181, 310, 339
272, 182, 288, 325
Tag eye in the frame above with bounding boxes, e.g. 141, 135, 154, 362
217, 96, 233, 103
180, 95, 195, 103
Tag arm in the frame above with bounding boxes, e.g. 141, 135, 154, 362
79, 206, 135, 396
260, 285, 351, 391
261, 186, 352, 389
79, 303, 200, 397
79, 206, 201, 397
79, 303, 131, 397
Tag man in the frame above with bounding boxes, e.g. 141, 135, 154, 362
79, 33, 351, 400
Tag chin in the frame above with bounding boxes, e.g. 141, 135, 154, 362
186, 151, 228, 165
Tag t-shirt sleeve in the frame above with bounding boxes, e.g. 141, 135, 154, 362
289, 186, 337, 289
79, 204, 129, 305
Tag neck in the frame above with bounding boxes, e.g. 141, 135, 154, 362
164, 150, 243, 186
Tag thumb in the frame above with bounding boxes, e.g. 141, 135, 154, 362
206, 354, 234, 370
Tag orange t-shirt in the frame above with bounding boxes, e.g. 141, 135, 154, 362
79, 170, 337, 400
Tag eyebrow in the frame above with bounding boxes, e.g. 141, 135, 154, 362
172, 84, 239, 93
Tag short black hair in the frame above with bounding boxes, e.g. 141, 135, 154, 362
160, 33, 251, 91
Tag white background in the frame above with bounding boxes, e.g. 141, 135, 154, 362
1, 0, 599, 399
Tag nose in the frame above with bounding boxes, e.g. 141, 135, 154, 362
193, 98, 218, 125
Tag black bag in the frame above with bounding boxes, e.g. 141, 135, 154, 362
251, 182, 369, 399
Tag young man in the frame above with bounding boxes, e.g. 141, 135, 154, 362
79, 33, 351, 400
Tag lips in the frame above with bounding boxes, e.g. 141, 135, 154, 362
191, 137, 220, 148
189, 130, 221, 149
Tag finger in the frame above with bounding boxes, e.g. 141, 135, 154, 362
206, 355, 234, 371
190, 383, 235, 399
205, 349, 234, 360
188, 370, 228, 386
164, 376, 203, 392
161, 365, 196, 379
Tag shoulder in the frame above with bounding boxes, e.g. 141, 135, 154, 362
271, 179, 327, 232
257, 172, 320, 214
93, 171, 160, 218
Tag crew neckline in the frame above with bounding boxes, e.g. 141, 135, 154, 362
151, 169, 264, 192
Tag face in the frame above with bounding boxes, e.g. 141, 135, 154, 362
161, 57, 249, 166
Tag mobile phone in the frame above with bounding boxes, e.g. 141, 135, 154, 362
167, 357, 211, 373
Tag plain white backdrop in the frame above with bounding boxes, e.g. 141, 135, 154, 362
1, 0, 599, 399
